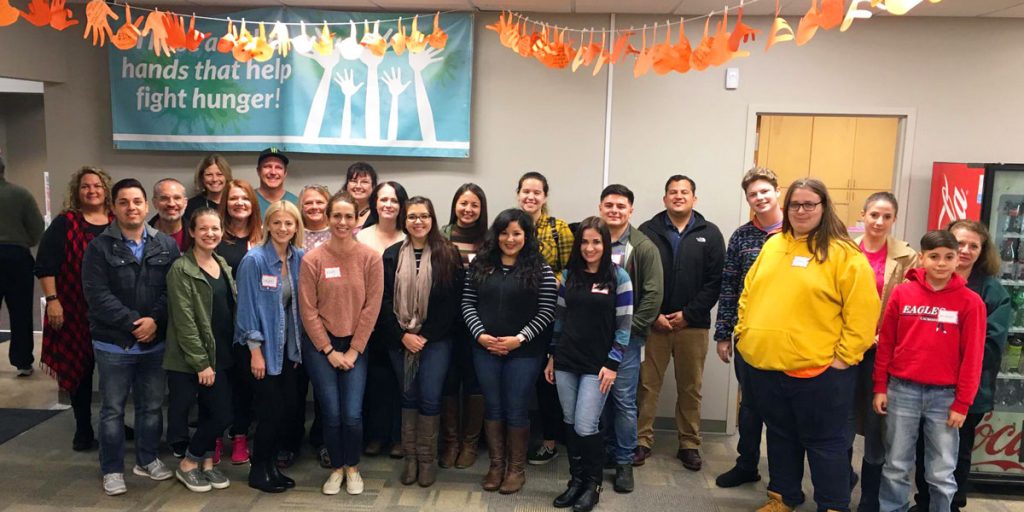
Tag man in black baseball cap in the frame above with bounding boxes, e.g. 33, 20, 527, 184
254, 147, 298, 214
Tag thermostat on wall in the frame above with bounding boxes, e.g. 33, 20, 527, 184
725, 68, 740, 90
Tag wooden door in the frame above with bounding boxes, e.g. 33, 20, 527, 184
809, 116, 857, 191
852, 117, 899, 191
758, 115, 812, 188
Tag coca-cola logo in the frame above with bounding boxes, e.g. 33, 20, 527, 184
937, 175, 969, 229
972, 412, 1024, 472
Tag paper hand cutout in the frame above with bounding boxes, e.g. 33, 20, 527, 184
633, 25, 654, 78
819, 0, 844, 29
407, 14, 427, 54
360, 19, 387, 56
231, 19, 255, 62
391, 17, 408, 55
486, 11, 515, 49
291, 20, 314, 55
592, 32, 608, 76
20, 0, 50, 27
841, 0, 874, 32
269, 21, 291, 57
216, 18, 237, 53
728, 7, 760, 56
426, 11, 447, 50
48, 0, 78, 31
83, 0, 117, 45
163, 13, 188, 50
609, 30, 634, 64
111, 4, 143, 50
651, 22, 680, 75
142, 10, 174, 56
313, 21, 335, 56
337, 20, 362, 60
796, 1, 820, 46
708, 8, 734, 66
252, 21, 274, 61
766, 0, 795, 51
689, 17, 713, 71
0, 0, 20, 27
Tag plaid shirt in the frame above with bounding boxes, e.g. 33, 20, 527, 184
536, 213, 574, 275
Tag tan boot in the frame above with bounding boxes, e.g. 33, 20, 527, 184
455, 395, 485, 469
400, 409, 418, 485
499, 426, 529, 494
416, 414, 440, 487
756, 491, 795, 512
438, 397, 460, 469
482, 420, 505, 491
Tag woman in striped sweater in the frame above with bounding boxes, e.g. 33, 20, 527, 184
461, 208, 557, 494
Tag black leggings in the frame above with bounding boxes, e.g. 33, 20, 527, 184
252, 361, 300, 464
70, 360, 95, 434
230, 344, 255, 437
167, 369, 233, 461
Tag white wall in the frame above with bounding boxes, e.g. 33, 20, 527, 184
2, 11, 1023, 428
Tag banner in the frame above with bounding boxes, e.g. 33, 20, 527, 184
109, 8, 473, 158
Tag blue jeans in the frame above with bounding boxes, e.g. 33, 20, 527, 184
388, 339, 452, 416
472, 348, 545, 427
602, 335, 642, 464
303, 335, 367, 468
95, 347, 165, 475
556, 370, 610, 436
879, 377, 959, 512
747, 365, 857, 512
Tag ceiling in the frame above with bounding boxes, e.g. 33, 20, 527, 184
111, 0, 1024, 17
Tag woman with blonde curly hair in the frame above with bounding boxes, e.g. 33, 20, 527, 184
35, 167, 113, 451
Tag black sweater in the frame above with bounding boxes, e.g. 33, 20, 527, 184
461, 262, 557, 359
378, 242, 465, 351
638, 210, 725, 328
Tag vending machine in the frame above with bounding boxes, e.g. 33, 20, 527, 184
947, 163, 1024, 482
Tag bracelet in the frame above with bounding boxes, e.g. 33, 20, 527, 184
324, 347, 335, 356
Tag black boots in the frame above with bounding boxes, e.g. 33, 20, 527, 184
613, 464, 634, 493
573, 432, 603, 512
248, 460, 286, 493
857, 459, 883, 512
553, 429, 585, 508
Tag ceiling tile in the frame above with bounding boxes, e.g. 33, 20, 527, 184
470, 0, 572, 12
577, 0, 681, 14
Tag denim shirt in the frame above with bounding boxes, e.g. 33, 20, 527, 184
234, 242, 305, 376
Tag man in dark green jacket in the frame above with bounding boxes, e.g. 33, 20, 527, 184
597, 184, 663, 493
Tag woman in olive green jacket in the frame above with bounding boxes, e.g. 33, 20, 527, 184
164, 208, 237, 493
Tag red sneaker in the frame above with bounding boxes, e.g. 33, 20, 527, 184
231, 435, 250, 465
212, 437, 223, 465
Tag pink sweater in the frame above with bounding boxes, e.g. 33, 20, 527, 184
299, 241, 384, 354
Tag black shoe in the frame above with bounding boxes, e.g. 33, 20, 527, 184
632, 446, 651, 466
276, 450, 295, 469
715, 465, 761, 488
553, 478, 586, 508
573, 481, 601, 512
267, 461, 296, 489
124, 425, 135, 441
528, 444, 558, 465
72, 429, 97, 452
318, 446, 331, 469
677, 448, 702, 471
248, 461, 287, 493
171, 442, 188, 459
908, 506, 924, 512
613, 464, 634, 493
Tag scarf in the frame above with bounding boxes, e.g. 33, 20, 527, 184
41, 211, 109, 392
394, 240, 433, 392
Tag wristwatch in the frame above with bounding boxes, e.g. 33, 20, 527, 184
45, 295, 58, 302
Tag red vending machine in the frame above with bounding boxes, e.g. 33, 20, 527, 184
932, 163, 1024, 483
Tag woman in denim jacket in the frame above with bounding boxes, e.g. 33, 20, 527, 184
234, 201, 306, 494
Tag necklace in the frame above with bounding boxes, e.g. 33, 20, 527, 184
358, 206, 370, 218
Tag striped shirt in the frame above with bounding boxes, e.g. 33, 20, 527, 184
461, 263, 557, 358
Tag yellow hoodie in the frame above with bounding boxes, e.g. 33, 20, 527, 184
735, 232, 880, 371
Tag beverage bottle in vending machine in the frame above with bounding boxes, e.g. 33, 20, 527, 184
1002, 240, 1019, 280
1015, 288, 1024, 328
1006, 201, 1022, 234
1003, 335, 1023, 373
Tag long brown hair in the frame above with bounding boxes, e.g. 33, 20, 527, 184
948, 219, 1001, 278
218, 179, 263, 245
403, 196, 460, 289
782, 178, 854, 262
192, 154, 233, 197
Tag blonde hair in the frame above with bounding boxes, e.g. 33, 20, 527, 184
63, 166, 112, 213
263, 200, 305, 249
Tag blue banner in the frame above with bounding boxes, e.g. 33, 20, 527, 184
109, 8, 473, 158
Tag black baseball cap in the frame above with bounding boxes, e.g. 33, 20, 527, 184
257, 147, 289, 167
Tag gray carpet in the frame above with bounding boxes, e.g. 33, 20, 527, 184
0, 408, 60, 445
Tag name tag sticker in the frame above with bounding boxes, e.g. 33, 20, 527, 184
611, 253, 623, 265
467, 253, 477, 263
325, 267, 341, 279
591, 283, 610, 295
937, 310, 959, 324
792, 256, 811, 268
261, 275, 278, 288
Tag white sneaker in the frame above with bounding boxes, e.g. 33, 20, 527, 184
103, 473, 127, 496
133, 458, 173, 481
322, 471, 343, 495
345, 471, 364, 495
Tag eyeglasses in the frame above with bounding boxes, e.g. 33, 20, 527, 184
788, 201, 822, 212
407, 214, 432, 223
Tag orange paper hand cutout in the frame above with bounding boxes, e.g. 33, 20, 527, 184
796, 1, 820, 46
608, 30, 633, 64
390, 17, 407, 55
111, 4, 143, 50
83, 0, 117, 45
592, 32, 608, 76
689, 18, 713, 71
708, 8, 733, 66
570, 29, 587, 72
0, 0, 20, 27
142, 10, 172, 57
671, 19, 692, 73
728, 7, 760, 55
819, 0, 844, 29
252, 22, 274, 62
216, 18, 237, 53
407, 15, 427, 54
232, 20, 255, 62
163, 13, 188, 50
633, 25, 654, 78
184, 15, 209, 52
651, 22, 679, 75
841, 0, 874, 32
20, 0, 50, 27
360, 19, 387, 56
49, 0, 78, 31
426, 11, 448, 50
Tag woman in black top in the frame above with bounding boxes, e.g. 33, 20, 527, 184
379, 197, 464, 487
461, 208, 557, 494
35, 167, 112, 451
184, 154, 232, 224
439, 183, 488, 469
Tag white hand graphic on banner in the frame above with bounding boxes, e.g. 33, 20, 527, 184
333, 69, 364, 141
380, 68, 410, 141
299, 29, 340, 138
408, 47, 443, 143
359, 45, 384, 142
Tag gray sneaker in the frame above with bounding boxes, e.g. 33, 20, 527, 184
133, 458, 173, 481
175, 468, 211, 493
202, 468, 230, 489
103, 473, 127, 496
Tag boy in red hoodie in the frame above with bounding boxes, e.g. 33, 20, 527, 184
872, 230, 985, 512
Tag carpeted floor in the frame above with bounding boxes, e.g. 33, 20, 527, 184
0, 407, 59, 445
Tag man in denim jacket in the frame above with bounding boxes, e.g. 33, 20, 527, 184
82, 178, 180, 496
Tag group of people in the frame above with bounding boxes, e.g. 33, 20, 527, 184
0, 147, 1010, 512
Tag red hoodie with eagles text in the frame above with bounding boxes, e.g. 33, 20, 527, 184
872, 267, 986, 415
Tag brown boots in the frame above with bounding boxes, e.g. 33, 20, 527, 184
415, 414, 440, 487
400, 409, 418, 485
500, 426, 529, 494
439, 395, 486, 469
482, 420, 505, 491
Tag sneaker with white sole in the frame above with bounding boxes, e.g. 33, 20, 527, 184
103, 473, 127, 496
175, 468, 212, 493
203, 468, 230, 490
345, 471, 364, 495
133, 458, 174, 481
322, 471, 343, 495
16, 367, 33, 377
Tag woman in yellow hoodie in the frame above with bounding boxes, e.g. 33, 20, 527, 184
736, 178, 879, 512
